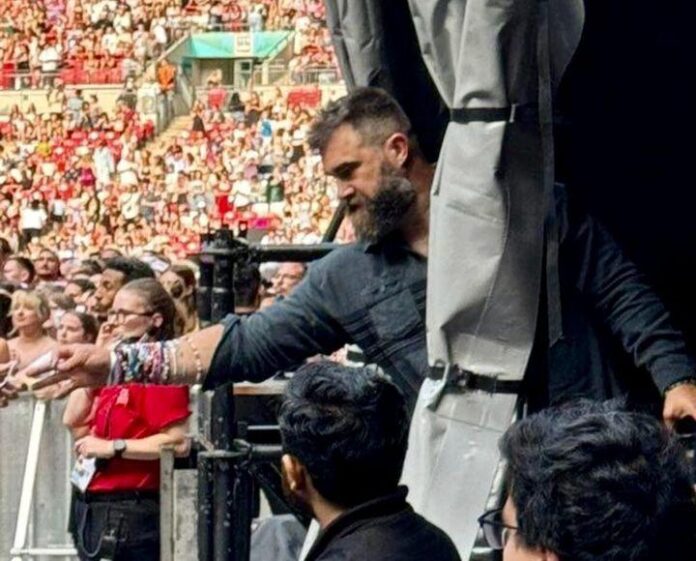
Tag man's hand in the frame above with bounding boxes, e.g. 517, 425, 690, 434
663, 382, 696, 427
21, 345, 111, 397
75, 435, 116, 459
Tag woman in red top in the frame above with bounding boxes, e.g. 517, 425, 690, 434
63, 279, 190, 561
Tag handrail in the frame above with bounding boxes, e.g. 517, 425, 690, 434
8, 401, 78, 560
178, 70, 196, 112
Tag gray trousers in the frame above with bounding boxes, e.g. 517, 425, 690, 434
401, 379, 518, 559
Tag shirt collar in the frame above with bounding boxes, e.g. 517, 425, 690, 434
305, 486, 410, 561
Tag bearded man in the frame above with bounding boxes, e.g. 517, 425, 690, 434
12, 84, 696, 430
10, 87, 696, 557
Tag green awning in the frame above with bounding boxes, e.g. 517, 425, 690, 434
187, 31, 291, 59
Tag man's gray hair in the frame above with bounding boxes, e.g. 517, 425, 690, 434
308, 87, 414, 154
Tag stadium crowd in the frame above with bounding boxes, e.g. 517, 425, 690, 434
0, 55, 695, 561
0, 82, 341, 261
0, 0, 337, 88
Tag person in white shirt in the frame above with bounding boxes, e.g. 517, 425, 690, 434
101, 26, 119, 56
38, 42, 61, 86
19, 200, 47, 249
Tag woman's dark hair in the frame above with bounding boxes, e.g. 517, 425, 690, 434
168, 264, 196, 292
167, 263, 197, 315
66, 278, 95, 294
120, 278, 178, 340
0, 282, 14, 338
63, 311, 99, 343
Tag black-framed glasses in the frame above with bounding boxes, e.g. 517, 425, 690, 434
478, 508, 518, 550
107, 309, 154, 324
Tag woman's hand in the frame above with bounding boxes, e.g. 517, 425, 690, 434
75, 435, 115, 459
0, 361, 21, 407
95, 320, 120, 348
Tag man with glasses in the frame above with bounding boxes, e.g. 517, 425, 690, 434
478, 401, 696, 561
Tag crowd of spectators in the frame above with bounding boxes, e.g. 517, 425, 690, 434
0, 82, 345, 263
0, 0, 179, 88
0, 0, 338, 89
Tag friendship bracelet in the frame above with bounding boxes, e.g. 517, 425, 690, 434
109, 340, 202, 386
109, 343, 168, 385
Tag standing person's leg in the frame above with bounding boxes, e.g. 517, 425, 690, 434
20, 228, 35, 250
112, 496, 160, 561
72, 497, 110, 561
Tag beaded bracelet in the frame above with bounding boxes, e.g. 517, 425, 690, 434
109, 340, 199, 386
183, 336, 204, 384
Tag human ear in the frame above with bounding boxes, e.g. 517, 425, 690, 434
281, 454, 307, 494
151, 312, 163, 328
383, 132, 410, 169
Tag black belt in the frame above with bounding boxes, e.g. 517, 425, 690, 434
76, 490, 159, 503
428, 365, 523, 395
450, 103, 539, 124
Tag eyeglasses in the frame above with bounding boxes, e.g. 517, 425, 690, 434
478, 508, 518, 550
107, 309, 153, 324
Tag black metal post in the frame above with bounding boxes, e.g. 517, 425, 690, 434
211, 228, 236, 323
209, 385, 236, 561
194, 234, 339, 561
197, 233, 214, 324
321, 200, 346, 242
197, 454, 214, 561
231, 466, 254, 561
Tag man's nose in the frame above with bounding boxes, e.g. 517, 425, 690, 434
337, 181, 355, 201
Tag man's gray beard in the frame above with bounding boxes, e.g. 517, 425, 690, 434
352, 166, 417, 244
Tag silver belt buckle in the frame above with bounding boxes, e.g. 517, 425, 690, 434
452, 366, 471, 388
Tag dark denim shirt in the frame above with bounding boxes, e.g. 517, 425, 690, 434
206, 235, 428, 409
206, 192, 696, 408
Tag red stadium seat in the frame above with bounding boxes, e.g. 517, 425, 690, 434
1, 62, 15, 88
287, 87, 322, 108
60, 68, 76, 84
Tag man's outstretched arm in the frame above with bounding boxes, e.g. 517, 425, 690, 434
24, 259, 348, 396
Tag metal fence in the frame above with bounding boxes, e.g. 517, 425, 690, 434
1, 390, 203, 561
0, 397, 76, 561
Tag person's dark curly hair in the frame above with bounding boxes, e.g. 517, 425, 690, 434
501, 401, 696, 561
279, 361, 409, 508
103, 257, 155, 283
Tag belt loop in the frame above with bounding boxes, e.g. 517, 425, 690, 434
509, 104, 518, 123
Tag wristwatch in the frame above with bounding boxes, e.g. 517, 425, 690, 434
113, 439, 127, 458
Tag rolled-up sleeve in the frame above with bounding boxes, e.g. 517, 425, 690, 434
203, 261, 348, 390
570, 211, 696, 393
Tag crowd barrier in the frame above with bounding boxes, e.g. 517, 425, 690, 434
0, 390, 202, 561
0, 397, 76, 561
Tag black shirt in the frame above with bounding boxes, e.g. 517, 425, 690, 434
304, 487, 461, 561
